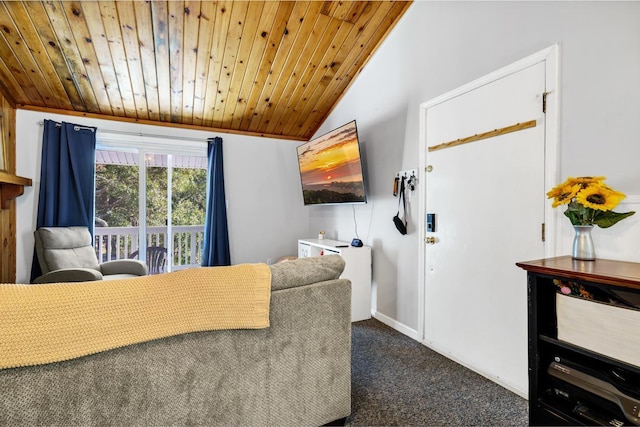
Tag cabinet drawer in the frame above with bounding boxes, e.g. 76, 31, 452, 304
557, 294, 640, 368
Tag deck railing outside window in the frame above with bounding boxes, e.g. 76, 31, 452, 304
94, 225, 205, 271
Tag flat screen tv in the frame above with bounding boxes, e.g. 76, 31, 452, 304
297, 120, 367, 206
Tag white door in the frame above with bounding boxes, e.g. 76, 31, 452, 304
423, 61, 546, 396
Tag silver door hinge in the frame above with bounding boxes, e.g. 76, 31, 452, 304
541, 223, 546, 242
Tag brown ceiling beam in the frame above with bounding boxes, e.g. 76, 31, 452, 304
16, 104, 306, 142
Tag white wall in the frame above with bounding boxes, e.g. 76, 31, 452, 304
15, 109, 308, 283
310, 1, 640, 334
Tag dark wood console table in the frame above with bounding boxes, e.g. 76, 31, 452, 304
517, 256, 640, 426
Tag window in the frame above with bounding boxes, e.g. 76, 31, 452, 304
94, 136, 207, 273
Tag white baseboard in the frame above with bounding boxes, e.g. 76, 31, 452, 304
420, 339, 529, 400
372, 311, 420, 341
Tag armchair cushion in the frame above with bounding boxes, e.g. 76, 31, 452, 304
99, 259, 148, 277
33, 268, 104, 284
34, 226, 100, 272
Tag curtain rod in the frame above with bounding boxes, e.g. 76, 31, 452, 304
37, 121, 209, 143
37, 121, 94, 132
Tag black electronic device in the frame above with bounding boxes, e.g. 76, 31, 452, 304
548, 358, 640, 425
351, 238, 363, 247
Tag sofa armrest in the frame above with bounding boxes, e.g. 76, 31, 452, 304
269, 255, 346, 291
99, 259, 148, 276
33, 268, 103, 284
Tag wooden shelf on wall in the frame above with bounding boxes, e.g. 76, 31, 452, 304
0, 171, 31, 210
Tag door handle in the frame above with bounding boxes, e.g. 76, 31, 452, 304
425, 236, 436, 245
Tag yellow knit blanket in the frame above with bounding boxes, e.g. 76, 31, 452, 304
0, 264, 271, 370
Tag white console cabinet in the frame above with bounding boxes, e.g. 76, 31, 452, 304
298, 238, 372, 322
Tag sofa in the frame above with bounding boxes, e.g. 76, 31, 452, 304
0, 255, 352, 426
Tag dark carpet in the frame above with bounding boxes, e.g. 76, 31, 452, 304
346, 319, 529, 426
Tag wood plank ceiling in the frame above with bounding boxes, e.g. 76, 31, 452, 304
0, 1, 411, 141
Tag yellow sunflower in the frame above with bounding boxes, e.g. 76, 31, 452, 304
546, 182, 581, 207
565, 176, 606, 186
601, 183, 627, 199
576, 184, 626, 211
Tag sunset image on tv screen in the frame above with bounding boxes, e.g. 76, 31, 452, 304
297, 121, 366, 205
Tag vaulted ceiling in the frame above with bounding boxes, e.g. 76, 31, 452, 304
0, 1, 411, 141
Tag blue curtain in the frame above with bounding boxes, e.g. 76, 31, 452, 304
202, 137, 231, 266
31, 120, 97, 281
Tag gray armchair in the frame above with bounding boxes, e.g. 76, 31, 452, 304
33, 226, 148, 284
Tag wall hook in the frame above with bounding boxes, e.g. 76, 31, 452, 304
396, 168, 417, 191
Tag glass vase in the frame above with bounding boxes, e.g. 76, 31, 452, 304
572, 225, 596, 261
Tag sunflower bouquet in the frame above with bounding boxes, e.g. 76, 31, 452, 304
547, 176, 635, 228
